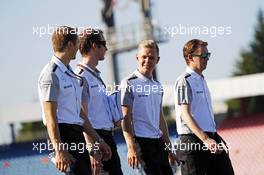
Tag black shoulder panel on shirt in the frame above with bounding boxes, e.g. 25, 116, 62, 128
153, 79, 160, 83
128, 75, 138, 81
78, 69, 84, 75
184, 74, 191, 78
52, 64, 58, 72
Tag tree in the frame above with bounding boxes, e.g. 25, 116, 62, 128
234, 10, 264, 75
231, 9, 264, 115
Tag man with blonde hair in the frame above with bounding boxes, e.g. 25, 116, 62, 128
120, 40, 177, 175
38, 26, 111, 175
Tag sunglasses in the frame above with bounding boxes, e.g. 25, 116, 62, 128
192, 52, 211, 59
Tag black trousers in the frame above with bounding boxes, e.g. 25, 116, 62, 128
95, 129, 123, 175
177, 132, 234, 175
135, 136, 173, 175
59, 123, 92, 175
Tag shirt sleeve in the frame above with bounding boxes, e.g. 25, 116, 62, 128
39, 72, 59, 102
120, 79, 134, 107
160, 84, 164, 106
176, 78, 192, 105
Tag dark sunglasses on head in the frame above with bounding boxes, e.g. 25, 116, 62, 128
192, 52, 211, 59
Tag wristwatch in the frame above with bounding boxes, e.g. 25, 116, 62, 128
89, 149, 99, 156
95, 137, 104, 143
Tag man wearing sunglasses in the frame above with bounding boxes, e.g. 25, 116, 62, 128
174, 39, 234, 175
76, 28, 123, 175
38, 26, 112, 175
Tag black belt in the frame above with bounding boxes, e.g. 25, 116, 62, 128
135, 136, 163, 145
180, 132, 216, 138
95, 129, 113, 137
180, 132, 229, 153
58, 123, 84, 133
205, 132, 217, 138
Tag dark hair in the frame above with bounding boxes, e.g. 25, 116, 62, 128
52, 26, 78, 52
79, 28, 104, 56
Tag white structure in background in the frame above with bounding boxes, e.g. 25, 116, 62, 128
1, 73, 264, 124
0, 102, 41, 123
163, 73, 264, 114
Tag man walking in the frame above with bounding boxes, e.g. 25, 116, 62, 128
174, 39, 234, 175
120, 40, 176, 175
76, 28, 123, 175
38, 26, 111, 175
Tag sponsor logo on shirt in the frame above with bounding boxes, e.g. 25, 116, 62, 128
91, 85, 99, 88
138, 94, 149, 97
64, 85, 72, 89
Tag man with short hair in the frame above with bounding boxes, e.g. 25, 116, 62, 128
38, 26, 111, 175
120, 40, 176, 175
76, 28, 123, 175
174, 39, 234, 175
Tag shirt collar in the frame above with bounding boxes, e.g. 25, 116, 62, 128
78, 62, 101, 77
134, 69, 154, 82
186, 67, 204, 79
51, 55, 71, 73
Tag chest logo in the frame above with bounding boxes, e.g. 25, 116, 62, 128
138, 94, 149, 97
91, 85, 99, 88
64, 85, 72, 89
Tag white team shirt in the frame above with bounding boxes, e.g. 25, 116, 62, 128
174, 67, 216, 134
76, 63, 114, 130
120, 69, 164, 138
38, 56, 87, 126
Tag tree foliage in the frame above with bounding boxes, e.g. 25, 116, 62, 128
234, 10, 264, 75
230, 9, 264, 115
